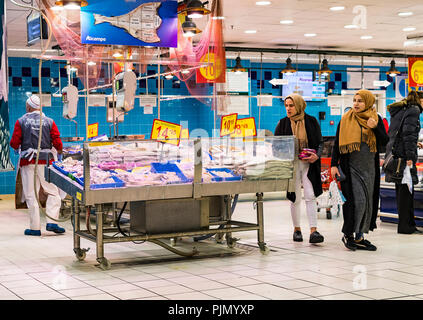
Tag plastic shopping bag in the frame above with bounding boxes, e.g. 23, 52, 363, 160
329, 180, 346, 206
401, 165, 413, 194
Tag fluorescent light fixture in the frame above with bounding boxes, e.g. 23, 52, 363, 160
87, 61, 96, 66
255, 1, 271, 5
245, 30, 257, 34
212, 16, 225, 20
330, 6, 345, 11
398, 11, 413, 17
404, 38, 423, 47
344, 24, 359, 29
403, 27, 416, 32
360, 35, 373, 40
304, 33, 316, 37
280, 20, 293, 24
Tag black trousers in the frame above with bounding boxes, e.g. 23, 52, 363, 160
395, 184, 416, 234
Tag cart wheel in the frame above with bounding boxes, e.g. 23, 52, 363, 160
170, 238, 177, 247
215, 233, 224, 244
74, 249, 87, 261
326, 209, 332, 220
260, 245, 270, 255
226, 237, 238, 249
97, 257, 111, 271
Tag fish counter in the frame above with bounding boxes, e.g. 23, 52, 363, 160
45, 136, 296, 269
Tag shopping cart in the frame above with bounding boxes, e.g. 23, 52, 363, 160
316, 157, 341, 219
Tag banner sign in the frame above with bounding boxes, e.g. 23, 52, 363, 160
81, 0, 178, 48
230, 117, 257, 138
151, 119, 181, 146
408, 58, 423, 88
0, 1, 13, 171
197, 52, 226, 83
220, 113, 238, 137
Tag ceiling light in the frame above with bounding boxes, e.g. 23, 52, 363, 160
255, 1, 271, 5
112, 50, 123, 58
53, 0, 88, 10
386, 59, 400, 77
330, 6, 345, 11
360, 35, 373, 40
245, 30, 257, 34
403, 27, 416, 32
87, 61, 96, 66
398, 11, 413, 17
281, 57, 296, 74
212, 16, 225, 20
182, 17, 202, 37
344, 24, 359, 29
231, 57, 246, 73
304, 33, 316, 37
280, 20, 293, 24
179, 0, 211, 19
318, 59, 332, 77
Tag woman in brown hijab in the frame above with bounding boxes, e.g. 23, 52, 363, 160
331, 90, 388, 251
275, 94, 324, 244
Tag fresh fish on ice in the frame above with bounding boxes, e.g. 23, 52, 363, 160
93, 2, 162, 43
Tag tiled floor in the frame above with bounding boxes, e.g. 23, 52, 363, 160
1, 193, 423, 300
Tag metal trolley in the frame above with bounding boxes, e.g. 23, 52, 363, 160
45, 137, 296, 270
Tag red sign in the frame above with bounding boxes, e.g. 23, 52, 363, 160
408, 57, 423, 87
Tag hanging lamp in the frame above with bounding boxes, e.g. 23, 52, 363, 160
386, 59, 400, 77
280, 57, 296, 74
53, 0, 88, 9
182, 17, 202, 37
317, 59, 332, 77
179, 0, 211, 19
231, 57, 246, 73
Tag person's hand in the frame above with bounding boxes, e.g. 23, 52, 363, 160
331, 166, 340, 180
302, 152, 319, 163
418, 142, 423, 149
367, 118, 377, 129
407, 160, 413, 167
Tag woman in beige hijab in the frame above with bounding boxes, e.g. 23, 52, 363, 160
331, 90, 388, 251
275, 94, 324, 244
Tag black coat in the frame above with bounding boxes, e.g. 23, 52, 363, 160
331, 115, 389, 235
386, 102, 422, 185
274, 113, 323, 201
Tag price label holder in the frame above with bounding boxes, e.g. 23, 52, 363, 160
220, 113, 238, 156
151, 119, 182, 146
87, 123, 99, 139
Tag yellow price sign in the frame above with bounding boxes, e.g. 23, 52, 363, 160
87, 123, 99, 139
231, 117, 257, 138
151, 119, 182, 146
220, 113, 238, 137
181, 128, 189, 140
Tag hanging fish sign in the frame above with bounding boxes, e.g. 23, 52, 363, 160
81, 0, 178, 48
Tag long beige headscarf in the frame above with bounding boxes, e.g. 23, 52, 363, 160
286, 94, 308, 151
339, 89, 378, 154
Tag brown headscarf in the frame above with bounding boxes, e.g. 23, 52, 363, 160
339, 89, 378, 154
286, 94, 308, 151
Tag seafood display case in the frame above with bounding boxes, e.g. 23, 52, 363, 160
45, 136, 296, 270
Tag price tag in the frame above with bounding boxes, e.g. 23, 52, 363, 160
151, 119, 182, 146
181, 128, 189, 140
220, 113, 238, 137
87, 123, 99, 139
230, 117, 257, 138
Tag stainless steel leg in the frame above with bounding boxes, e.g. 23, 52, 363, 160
256, 192, 269, 254
73, 200, 89, 261
96, 204, 110, 270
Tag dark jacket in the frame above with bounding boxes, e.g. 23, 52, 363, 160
274, 113, 323, 201
331, 115, 389, 235
385, 100, 422, 185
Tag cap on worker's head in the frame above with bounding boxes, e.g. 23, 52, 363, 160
26, 95, 40, 109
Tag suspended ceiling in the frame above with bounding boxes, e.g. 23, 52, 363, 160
5, 0, 423, 64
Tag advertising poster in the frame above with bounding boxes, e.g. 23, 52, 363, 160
81, 0, 178, 48
408, 58, 423, 88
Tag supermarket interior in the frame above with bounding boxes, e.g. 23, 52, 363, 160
2, 0, 423, 305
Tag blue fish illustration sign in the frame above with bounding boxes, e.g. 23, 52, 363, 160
81, 0, 178, 48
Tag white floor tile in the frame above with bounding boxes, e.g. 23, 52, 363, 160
319, 293, 372, 300
294, 285, 344, 297
110, 289, 157, 300
71, 293, 119, 300
238, 283, 309, 300
97, 283, 140, 293
148, 284, 194, 295
59, 287, 105, 298
165, 292, 218, 300
354, 288, 406, 300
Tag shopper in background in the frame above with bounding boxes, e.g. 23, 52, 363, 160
274, 93, 324, 244
10, 95, 65, 236
331, 90, 389, 251
385, 91, 423, 234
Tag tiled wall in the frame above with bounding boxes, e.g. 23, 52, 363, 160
0, 56, 413, 194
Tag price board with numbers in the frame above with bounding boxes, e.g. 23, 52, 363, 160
220, 113, 238, 137
87, 123, 99, 139
230, 117, 257, 138
151, 119, 182, 146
